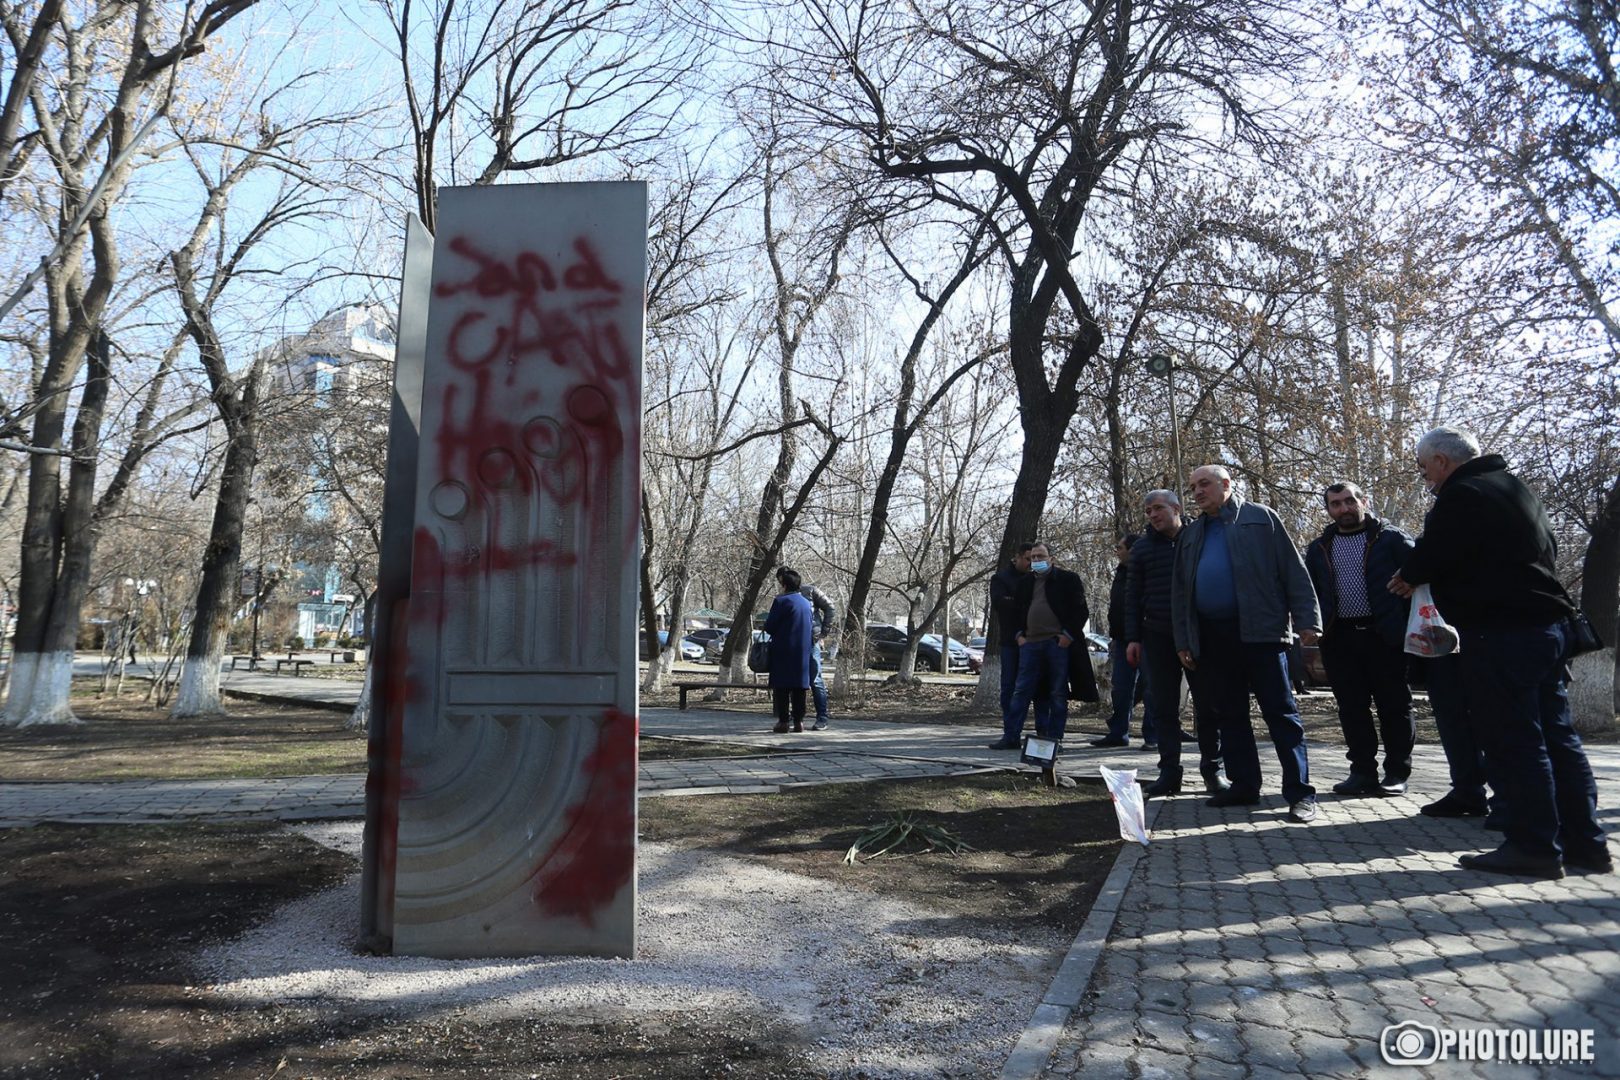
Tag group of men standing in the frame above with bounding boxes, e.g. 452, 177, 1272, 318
989, 425, 1609, 878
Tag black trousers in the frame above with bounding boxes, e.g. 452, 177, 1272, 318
773, 687, 806, 725
1320, 623, 1414, 780
1143, 627, 1221, 778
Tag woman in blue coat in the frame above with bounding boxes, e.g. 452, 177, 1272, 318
763, 567, 815, 733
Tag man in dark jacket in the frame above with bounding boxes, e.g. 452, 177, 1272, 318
1391, 426, 1608, 879
1303, 482, 1416, 797
1095, 533, 1152, 748
1130, 489, 1227, 797
987, 543, 1048, 748
993, 541, 1090, 746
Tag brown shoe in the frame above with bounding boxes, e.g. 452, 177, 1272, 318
772, 721, 790, 733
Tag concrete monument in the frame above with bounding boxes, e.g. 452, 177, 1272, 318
362, 182, 646, 958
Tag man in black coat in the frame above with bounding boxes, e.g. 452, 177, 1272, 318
987, 543, 1048, 747
991, 541, 1094, 746
1130, 489, 1227, 797
1390, 425, 1608, 879
1303, 481, 1416, 797
1094, 533, 1152, 748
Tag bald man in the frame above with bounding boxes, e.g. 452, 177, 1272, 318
1171, 465, 1323, 823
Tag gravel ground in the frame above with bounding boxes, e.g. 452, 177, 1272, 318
202, 823, 1066, 1079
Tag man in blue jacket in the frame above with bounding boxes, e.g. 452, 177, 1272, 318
1172, 465, 1322, 823
1303, 482, 1415, 798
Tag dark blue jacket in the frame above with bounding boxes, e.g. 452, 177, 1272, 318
1124, 528, 1178, 642
1303, 513, 1414, 650
763, 591, 814, 689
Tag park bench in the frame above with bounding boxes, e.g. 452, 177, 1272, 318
229, 654, 265, 671
326, 649, 355, 662
275, 658, 315, 676
672, 680, 771, 711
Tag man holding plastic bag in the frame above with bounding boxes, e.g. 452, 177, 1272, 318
1390, 426, 1609, 879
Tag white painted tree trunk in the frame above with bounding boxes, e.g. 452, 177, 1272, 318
1, 651, 81, 726
170, 644, 225, 717
1570, 649, 1618, 735
347, 660, 373, 731
971, 653, 1001, 711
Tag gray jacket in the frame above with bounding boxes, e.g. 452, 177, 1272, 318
800, 583, 836, 641
1170, 493, 1321, 656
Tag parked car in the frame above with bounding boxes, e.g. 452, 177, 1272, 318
639, 631, 705, 662
684, 627, 727, 662
1085, 631, 1112, 691
702, 629, 731, 664
922, 634, 981, 674
864, 624, 972, 673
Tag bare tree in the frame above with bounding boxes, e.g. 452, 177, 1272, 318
375, 0, 702, 233
772, 0, 1318, 685
1, 1, 260, 725
167, 100, 348, 715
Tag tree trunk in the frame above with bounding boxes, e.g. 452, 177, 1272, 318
4, 332, 112, 725
347, 658, 374, 732
172, 370, 264, 717
1571, 472, 1620, 731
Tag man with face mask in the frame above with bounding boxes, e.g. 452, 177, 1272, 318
993, 541, 1091, 747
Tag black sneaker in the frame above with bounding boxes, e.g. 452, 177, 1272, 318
1419, 793, 1487, 818
1459, 846, 1564, 880
1564, 848, 1614, 875
811, 717, 828, 731
1142, 771, 1184, 798
1378, 775, 1409, 796
987, 738, 1021, 750
1332, 774, 1382, 797
1088, 736, 1128, 748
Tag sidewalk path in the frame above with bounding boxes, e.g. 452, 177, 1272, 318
1042, 755, 1620, 1078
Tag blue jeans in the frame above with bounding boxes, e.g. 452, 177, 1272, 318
1193, 618, 1314, 803
811, 642, 828, 721
1000, 643, 1049, 735
1005, 638, 1070, 741
1107, 641, 1155, 742
1461, 622, 1603, 861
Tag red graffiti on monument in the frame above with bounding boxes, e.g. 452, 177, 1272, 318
529, 707, 638, 923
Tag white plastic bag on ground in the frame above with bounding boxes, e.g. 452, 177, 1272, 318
1100, 765, 1150, 846
1403, 583, 1459, 658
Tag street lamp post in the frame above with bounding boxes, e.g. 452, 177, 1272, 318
1146, 352, 1183, 493
121, 577, 156, 665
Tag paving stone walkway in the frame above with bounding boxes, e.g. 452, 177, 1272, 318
1042, 772, 1620, 1078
